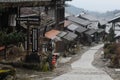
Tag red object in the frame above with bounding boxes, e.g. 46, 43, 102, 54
0, 46, 5, 51
52, 56, 56, 65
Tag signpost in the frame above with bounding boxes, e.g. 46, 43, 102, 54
32, 28, 38, 52
16, 17, 40, 25
16, 17, 40, 21
16, 16, 40, 54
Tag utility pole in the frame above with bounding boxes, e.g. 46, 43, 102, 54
27, 21, 30, 55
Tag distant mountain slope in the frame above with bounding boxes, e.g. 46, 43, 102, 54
65, 4, 85, 16
65, 4, 120, 19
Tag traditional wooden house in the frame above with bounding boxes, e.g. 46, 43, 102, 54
108, 15, 120, 30
78, 13, 98, 22
75, 25, 88, 43
0, 0, 70, 31
45, 29, 77, 55
62, 31, 77, 41
74, 14, 106, 43
64, 22, 88, 44
67, 16, 91, 28
64, 20, 71, 29
114, 24, 120, 42
58, 31, 78, 54
96, 29, 105, 41
45, 29, 61, 54
115, 32, 120, 42
64, 20, 87, 38
78, 14, 101, 29
67, 24, 79, 32
0, 0, 72, 63
85, 29, 98, 45
99, 20, 108, 29
56, 31, 70, 54
61, 31, 78, 52
108, 15, 120, 42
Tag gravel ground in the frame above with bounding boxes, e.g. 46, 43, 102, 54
92, 48, 120, 80
15, 45, 90, 80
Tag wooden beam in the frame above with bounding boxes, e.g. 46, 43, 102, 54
0, 1, 67, 8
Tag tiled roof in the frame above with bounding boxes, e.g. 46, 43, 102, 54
63, 31, 77, 41
99, 19, 108, 25
97, 29, 104, 33
45, 29, 60, 39
75, 25, 88, 33
108, 16, 120, 23
64, 20, 71, 27
79, 13, 98, 21
67, 24, 79, 31
88, 21, 99, 29
115, 31, 120, 38
67, 16, 91, 27
85, 29, 97, 35
57, 31, 67, 37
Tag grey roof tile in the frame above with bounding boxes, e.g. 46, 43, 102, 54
75, 26, 88, 33
67, 24, 79, 31
67, 16, 91, 26
63, 32, 77, 41
57, 31, 67, 37
85, 29, 97, 35
97, 29, 104, 33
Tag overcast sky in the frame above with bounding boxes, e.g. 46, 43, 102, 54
67, 0, 120, 13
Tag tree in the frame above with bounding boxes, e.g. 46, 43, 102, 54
107, 27, 115, 42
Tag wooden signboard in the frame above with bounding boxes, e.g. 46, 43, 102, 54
16, 17, 40, 21
32, 28, 38, 52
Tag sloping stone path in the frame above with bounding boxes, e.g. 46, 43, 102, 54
53, 44, 113, 80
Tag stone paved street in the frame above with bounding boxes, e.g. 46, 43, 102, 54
53, 44, 113, 80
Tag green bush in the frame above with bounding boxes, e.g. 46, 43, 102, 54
104, 43, 110, 49
104, 43, 116, 54
104, 48, 110, 58
104, 43, 120, 67
41, 62, 50, 72
110, 55, 119, 68
107, 27, 115, 42
0, 31, 6, 46
0, 31, 25, 46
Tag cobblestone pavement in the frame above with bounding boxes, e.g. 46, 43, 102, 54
53, 44, 113, 80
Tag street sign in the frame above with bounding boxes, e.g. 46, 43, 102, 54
16, 17, 40, 22
32, 28, 38, 52
25, 21, 40, 26
16, 16, 40, 53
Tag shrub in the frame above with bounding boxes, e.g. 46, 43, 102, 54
41, 62, 50, 72
0, 31, 25, 46
107, 27, 115, 42
0, 31, 7, 46
104, 43, 111, 49
104, 43, 120, 67
104, 48, 110, 58
110, 55, 119, 68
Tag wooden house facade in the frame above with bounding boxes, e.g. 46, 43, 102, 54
0, 0, 71, 32
45, 27, 78, 55
0, 0, 72, 61
64, 21, 88, 44
108, 16, 120, 42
